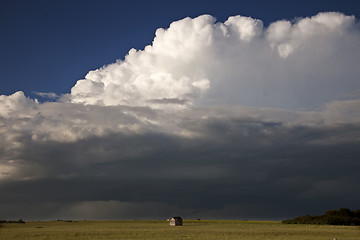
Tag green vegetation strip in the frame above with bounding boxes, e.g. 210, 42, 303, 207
0, 220, 359, 240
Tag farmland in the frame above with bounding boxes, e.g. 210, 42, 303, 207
1, 220, 359, 240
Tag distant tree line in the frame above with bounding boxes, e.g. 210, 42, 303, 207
0, 219, 26, 223
282, 208, 360, 225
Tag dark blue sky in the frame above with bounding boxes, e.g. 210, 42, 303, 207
1, 0, 359, 97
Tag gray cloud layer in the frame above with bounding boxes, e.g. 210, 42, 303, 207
1, 12, 360, 220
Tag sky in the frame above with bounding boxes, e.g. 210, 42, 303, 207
1, 0, 360, 221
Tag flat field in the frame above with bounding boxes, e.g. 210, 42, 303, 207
1, 220, 359, 240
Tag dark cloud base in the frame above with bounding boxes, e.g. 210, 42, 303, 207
1, 116, 359, 220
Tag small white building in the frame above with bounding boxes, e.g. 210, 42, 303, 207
170, 217, 183, 226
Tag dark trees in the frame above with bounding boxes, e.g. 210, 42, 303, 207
282, 208, 360, 225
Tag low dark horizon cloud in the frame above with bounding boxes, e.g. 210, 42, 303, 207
1, 11, 360, 221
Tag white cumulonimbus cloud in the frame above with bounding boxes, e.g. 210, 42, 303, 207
0, 11, 359, 157
1, 12, 360, 220
0, 11, 359, 145
70, 12, 360, 110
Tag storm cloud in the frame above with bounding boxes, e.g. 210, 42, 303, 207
71, 12, 360, 110
1, 12, 360, 220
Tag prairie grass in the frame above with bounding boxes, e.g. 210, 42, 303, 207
0, 219, 359, 240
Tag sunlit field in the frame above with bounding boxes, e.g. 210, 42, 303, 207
1, 220, 359, 240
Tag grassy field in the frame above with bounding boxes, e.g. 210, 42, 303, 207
1, 220, 359, 240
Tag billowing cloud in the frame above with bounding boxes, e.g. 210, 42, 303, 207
0, 91, 38, 118
70, 12, 360, 110
1, 12, 360, 220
